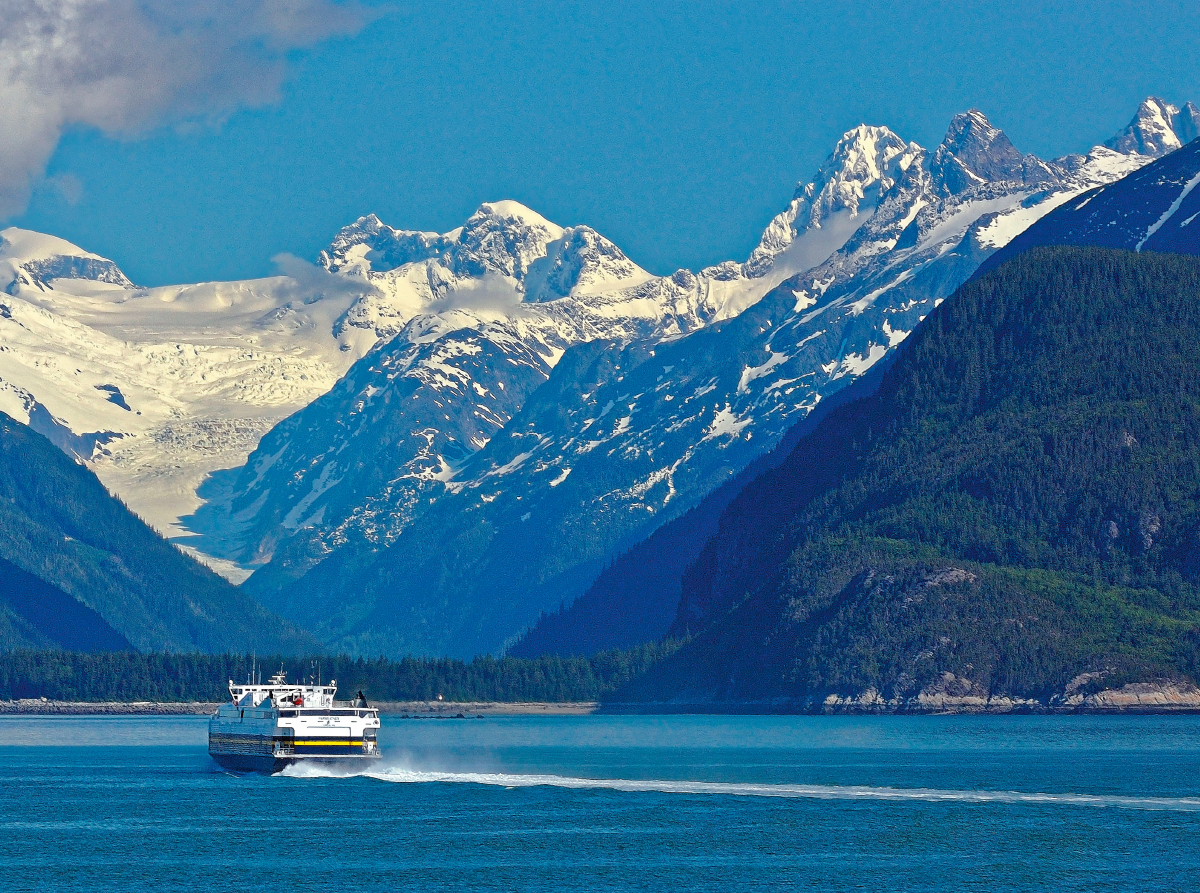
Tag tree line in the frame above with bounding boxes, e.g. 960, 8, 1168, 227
0, 642, 678, 703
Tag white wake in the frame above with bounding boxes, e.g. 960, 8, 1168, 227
278, 763, 1200, 811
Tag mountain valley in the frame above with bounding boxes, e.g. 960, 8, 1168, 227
216, 101, 1189, 657
1, 98, 1197, 661
0, 414, 314, 654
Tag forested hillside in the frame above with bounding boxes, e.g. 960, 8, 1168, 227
621, 248, 1200, 705
0, 415, 315, 654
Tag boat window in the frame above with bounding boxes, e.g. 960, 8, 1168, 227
296, 708, 359, 716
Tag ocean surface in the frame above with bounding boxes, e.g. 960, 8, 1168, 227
1, 714, 1197, 892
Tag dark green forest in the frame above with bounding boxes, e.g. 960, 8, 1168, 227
625, 248, 1200, 704
0, 642, 678, 703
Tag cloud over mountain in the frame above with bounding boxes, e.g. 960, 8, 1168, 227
0, 0, 378, 217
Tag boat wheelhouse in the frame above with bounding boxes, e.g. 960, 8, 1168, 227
208, 670, 381, 773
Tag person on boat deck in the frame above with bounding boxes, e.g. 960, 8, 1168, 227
355, 691, 368, 708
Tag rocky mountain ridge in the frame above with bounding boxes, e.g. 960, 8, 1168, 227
521, 127, 1200, 661
1104, 97, 1200, 157
218, 100, 1188, 658
977, 134, 1200, 275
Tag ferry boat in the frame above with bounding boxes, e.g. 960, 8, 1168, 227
208, 669, 381, 773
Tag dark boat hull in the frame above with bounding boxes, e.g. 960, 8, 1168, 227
209, 748, 382, 774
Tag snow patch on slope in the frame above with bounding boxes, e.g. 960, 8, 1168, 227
1136, 170, 1200, 251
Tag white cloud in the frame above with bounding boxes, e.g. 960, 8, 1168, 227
272, 251, 382, 300
43, 173, 84, 206
0, 0, 379, 218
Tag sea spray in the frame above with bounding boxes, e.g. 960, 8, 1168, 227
280, 761, 1200, 812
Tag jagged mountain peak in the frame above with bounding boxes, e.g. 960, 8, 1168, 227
927, 108, 1051, 194
469, 200, 564, 233
353, 212, 385, 229
944, 108, 1003, 139
743, 124, 921, 278
453, 200, 568, 282
1, 226, 134, 291
523, 225, 652, 302
804, 125, 921, 219
320, 214, 448, 275
320, 200, 570, 281
938, 109, 1017, 164
1105, 97, 1197, 158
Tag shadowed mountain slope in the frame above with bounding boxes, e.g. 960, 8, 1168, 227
976, 137, 1200, 278
0, 558, 133, 652
509, 355, 897, 658
0, 414, 316, 654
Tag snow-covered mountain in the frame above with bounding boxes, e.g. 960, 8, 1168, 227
181, 201, 740, 569
206, 99, 1186, 658
0, 199, 708, 574
0, 228, 399, 576
1104, 98, 1200, 157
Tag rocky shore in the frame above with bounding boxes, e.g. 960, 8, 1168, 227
378, 701, 599, 717
0, 700, 220, 715
601, 675, 1200, 715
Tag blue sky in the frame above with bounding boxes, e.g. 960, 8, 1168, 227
7, 1, 1200, 285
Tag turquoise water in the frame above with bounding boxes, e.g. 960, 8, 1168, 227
1, 714, 1198, 891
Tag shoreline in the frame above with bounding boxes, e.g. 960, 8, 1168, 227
3, 697, 1200, 717
378, 701, 599, 716
0, 699, 601, 717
